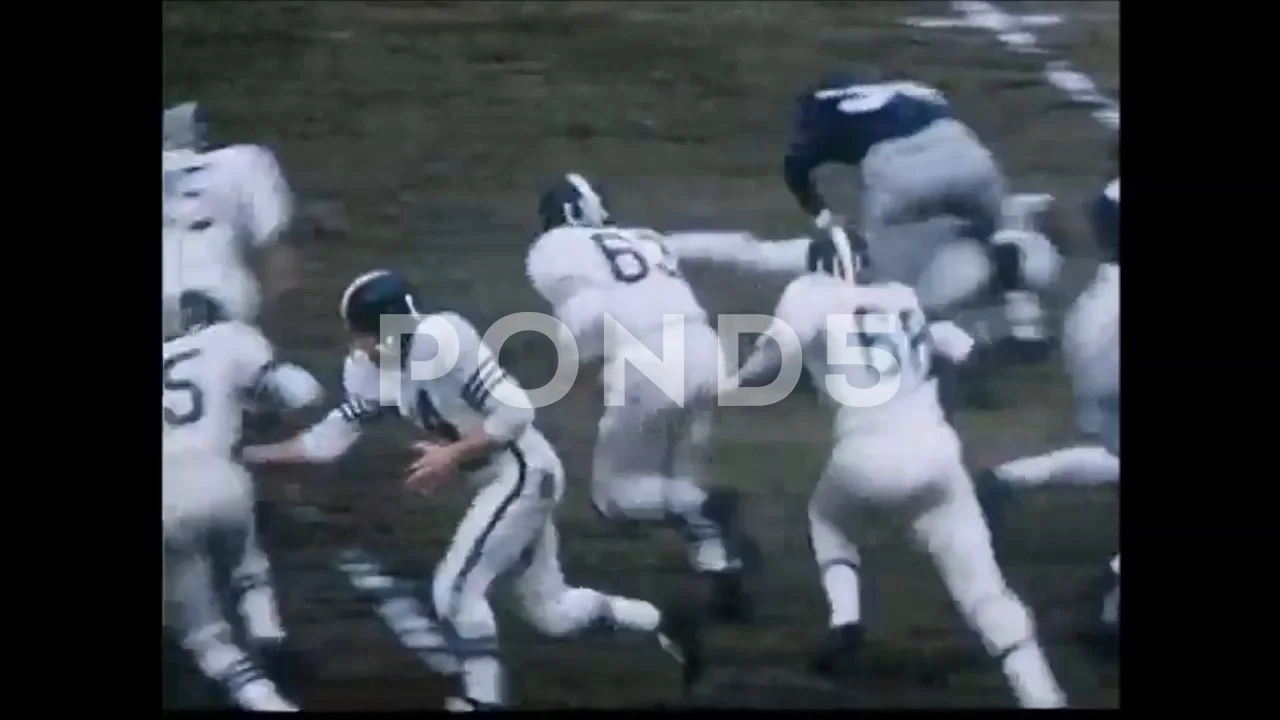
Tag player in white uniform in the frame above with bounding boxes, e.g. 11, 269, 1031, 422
163, 291, 324, 711
976, 174, 1121, 642
724, 234, 1065, 708
162, 101, 297, 334
163, 101, 298, 653
242, 270, 703, 710
525, 173, 756, 621
664, 193, 1062, 360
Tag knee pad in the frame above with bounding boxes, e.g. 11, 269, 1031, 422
524, 587, 608, 638
593, 474, 668, 522
436, 590, 498, 645
431, 574, 477, 630
917, 239, 993, 312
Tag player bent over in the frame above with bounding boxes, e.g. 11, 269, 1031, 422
243, 270, 703, 709
526, 173, 758, 621
163, 292, 324, 710
725, 237, 1065, 708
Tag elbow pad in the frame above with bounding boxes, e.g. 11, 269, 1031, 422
297, 411, 361, 462
481, 403, 533, 444
265, 362, 323, 409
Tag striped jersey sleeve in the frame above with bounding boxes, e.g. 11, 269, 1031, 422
339, 352, 389, 424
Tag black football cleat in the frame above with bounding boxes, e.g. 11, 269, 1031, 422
702, 488, 762, 571
810, 623, 866, 678
657, 603, 705, 694
256, 639, 313, 702
708, 570, 754, 623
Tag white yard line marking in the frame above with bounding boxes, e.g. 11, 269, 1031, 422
904, 1, 1119, 131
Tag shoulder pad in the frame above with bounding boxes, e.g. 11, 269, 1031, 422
341, 351, 382, 399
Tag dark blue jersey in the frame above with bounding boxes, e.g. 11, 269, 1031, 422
784, 75, 951, 217
1092, 178, 1120, 265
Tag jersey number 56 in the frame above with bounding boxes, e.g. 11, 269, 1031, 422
852, 308, 933, 378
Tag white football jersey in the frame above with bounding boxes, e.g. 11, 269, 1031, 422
163, 321, 277, 459
339, 312, 559, 480
773, 275, 949, 436
526, 225, 709, 361
162, 144, 293, 325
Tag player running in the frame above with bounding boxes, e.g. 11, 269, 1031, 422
781, 73, 1055, 357
525, 173, 758, 621
976, 169, 1120, 643
724, 232, 1066, 708
163, 101, 298, 332
163, 291, 324, 711
163, 101, 300, 656
242, 270, 704, 710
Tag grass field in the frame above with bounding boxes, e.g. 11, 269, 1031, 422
162, 0, 1119, 708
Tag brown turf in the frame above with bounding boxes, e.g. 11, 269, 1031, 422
163, 1, 1119, 708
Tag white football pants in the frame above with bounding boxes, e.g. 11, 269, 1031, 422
163, 452, 293, 710
809, 423, 1065, 708
431, 447, 664, 708
591, 321, 734, 573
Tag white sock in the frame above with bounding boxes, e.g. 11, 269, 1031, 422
1002, 643, 1066, 708
236, 679, 297, 711
461, 657, 505, 707
996, 446, 1119, 488
822, 564, 862, 627
187, 635, 294, 711
1004, 291, 1046, 341
1101, 586, 1120, 626
607, 596, 662, 633
241, 587, 286, 643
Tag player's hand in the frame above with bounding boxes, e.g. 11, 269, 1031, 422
813, 209, 843, 231
405, 441, 459, 495
928, 321, 977, 363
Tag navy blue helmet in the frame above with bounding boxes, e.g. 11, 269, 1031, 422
339, 270, 424, 336
537, 173, 612, 232
175, 290, 228, 335
163, 101, 207, 152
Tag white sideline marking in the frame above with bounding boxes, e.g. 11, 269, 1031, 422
904, 1, 1119, 131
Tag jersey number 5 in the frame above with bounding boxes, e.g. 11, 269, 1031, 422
591, 232, 681, 284
163, 349, 206, 426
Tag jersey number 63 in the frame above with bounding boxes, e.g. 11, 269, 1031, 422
591, 231, 682, 284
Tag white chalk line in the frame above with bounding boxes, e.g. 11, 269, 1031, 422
904, 1, 1119, 131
